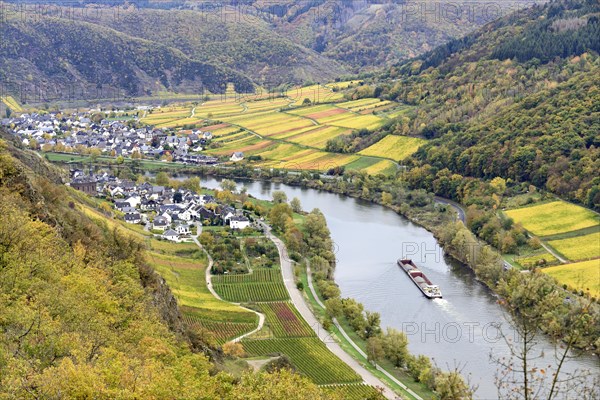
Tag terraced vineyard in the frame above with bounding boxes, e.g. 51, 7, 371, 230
182, 314, 256, 344
242, 338, 361, 384
323, 384, 386, 400
212, 269, 290, 302
260, 302, 315, 338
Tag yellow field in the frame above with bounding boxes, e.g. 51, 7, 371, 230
286, 104, 340, 117
543, 259, 600, 297
244, 98, 292, 112
325, 80, 363, 90
283, 126, 351, 149
255, 142, 359, 171
1, 95, 23, 112
193, 101, 245, 119
359, 135, 425, 160
548, 232, 600, 261
338, 98, 390, 112
141, 106, 193, 127
206, 134, 272, 156
505, 201, 599, 237
287, 84, 345, 105
325, 114, 386, 130
362, 159, 398, 175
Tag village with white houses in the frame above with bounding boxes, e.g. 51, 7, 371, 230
0, 108, 237, 165
69, 169, 252, 243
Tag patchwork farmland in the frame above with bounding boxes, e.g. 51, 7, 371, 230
141, 83, 424, 174
504, 200, 600, 294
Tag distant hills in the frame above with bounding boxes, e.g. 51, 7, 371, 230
0, 16, 255, 102
0, 0, 506, 102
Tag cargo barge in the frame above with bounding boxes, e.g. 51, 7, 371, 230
397, 259, 442, 299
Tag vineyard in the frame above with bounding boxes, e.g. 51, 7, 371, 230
214, 282, 289, 302
136, 82, 418, 175
212, 269, 289, 302
1, 95, 23, 112
260, 302, 315, 338
182, 314, 256, 344
359, 135, 426, 161
242, 338, 361, 385
323, 384, 386, 400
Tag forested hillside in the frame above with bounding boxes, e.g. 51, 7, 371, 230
69, 7, 346, 87
0, 16, 255, 101
0, 133, 337, 398
361, 0, 600, 209
0, 0, 510, 92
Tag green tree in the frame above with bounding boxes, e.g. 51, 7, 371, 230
382, 328, 409, 367
220, 179, 237, 192
290, 197, 302, 213
273, 191, 288, 204
155, 171, 170, 186
269, 203, 293, 232
182, 177, 201, 193
366, 336, 384, 364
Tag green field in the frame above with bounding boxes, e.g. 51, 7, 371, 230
359, 135, 426, 161
543, 259, 600, 298
259, 302, 315, 338
548, 231, 600, 261
504, 201, 599, 237
242, 338, 361, 384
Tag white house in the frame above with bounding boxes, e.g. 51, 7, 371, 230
124, 213, 142, 224
175, 223, 191, 235
230, 152, 244, 162
153, 216, 169, 231
125, 195, 141, 208
162, 229, 181, 242
229, 216, 250, 230
178, 209, 193, 222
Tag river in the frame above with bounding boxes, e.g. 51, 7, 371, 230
174, 174, 598, 398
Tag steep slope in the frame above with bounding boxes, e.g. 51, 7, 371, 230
0, 16, 255, 102
362, 0, 600, 209
0, 133, 342, 398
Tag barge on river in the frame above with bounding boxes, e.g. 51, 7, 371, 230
397, 259, 442, 299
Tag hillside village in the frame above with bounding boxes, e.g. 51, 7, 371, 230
70, 169, 251, 243
1, 110, 222, 165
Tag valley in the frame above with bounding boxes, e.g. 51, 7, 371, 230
0, 0, 599, 398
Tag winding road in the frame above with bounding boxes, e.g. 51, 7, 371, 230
261, 223, 402, 400
434, 196, 466, 223
191, 235, 265, 342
